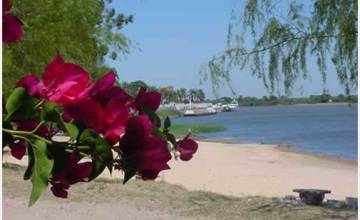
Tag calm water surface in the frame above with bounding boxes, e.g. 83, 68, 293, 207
173, 104, 358, 159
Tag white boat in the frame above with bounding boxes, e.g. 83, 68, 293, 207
228, 100, 239, 109
184, 107, 217, 116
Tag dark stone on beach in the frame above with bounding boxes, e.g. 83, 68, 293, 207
345, 197, 358, 210
293, 189, 331, 206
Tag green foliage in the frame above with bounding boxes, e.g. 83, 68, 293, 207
122, 81, 206, 104
79, 129, 113, 180
164, 116, 171, 129
234, 94, 357, 106
121, 80, 151, 97
63, 122, 79, 141
5, 87, 38, 121
171, 124, 226, 137
41, 102, 60, 122
5, 87, 27, 120
202, 0, 357, 95
3, 0, 132, 96
29, 139, 54, 207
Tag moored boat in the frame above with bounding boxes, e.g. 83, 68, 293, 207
184, 108, 217, 116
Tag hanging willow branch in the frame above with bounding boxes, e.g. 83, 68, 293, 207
201, 0, 357, 95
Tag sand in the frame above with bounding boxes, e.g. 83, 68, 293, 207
163, 141, 358, 200
3, 140, 357, 200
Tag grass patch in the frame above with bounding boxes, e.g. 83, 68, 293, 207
157, 109, 183, 118
3, 167, 356, 220
171, 124, 226, 137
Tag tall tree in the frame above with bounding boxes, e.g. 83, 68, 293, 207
188, 89, 198, 102
201, 0, 357, 95
3, 0, 133, 95
196, 89, 206, 102
121, 80, 149, 97
177, 88, 188, 102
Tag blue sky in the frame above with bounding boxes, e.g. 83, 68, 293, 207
106, 0, 348, 98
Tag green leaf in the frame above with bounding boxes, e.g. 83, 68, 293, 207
28, 139, 54, 207
166, 133, 177, 146
5, 87, 27, 120
79, 129, 113, 180
64, 123, 79, 141
153, 128, 166, 140
24, 147, 34, 180
46, 142, 68, 174
164, 116, 171, 129
123, 169, 136, 184
41, 102, 61, 123
5, 88, 39, 121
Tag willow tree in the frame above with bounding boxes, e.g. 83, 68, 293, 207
201, 0, 357, 95
3, 0, 133, 95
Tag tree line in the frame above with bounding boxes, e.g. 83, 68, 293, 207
121, 80, 206, 104
212, 94, 357, 106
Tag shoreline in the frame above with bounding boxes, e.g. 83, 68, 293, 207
248, 102, 356, 107
195, 137, 358, 163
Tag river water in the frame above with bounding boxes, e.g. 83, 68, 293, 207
173, 104, 358, 160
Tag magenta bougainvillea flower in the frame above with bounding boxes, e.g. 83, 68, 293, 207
17, 53, 91, 105
37, 53, 90, 105
177, 136, 198, 161
89, 72, 133, 108
50, 153, 93, 198
16, 74, 40, 97
8, 141, 26, 160
3, 0, 23, 44
2, 2, 201, 204
134, 87, 161, 111
8, 120, 52, 160
63, 97, 106, 132
103, 98, 129, 144
63, 71, 131, 144
82, 71, 117, 96
120, 115, 171, 180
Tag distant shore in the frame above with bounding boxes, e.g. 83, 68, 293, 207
291, 102, 355, 106
3, 140, 357, 200
237, 102, 356, 107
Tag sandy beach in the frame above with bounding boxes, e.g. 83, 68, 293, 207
162, 141, 358, 200
3, 140, 357, 200
3, 140, 358, 219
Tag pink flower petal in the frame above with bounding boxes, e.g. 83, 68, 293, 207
9, 141, 26, 160
41, 53, 90, 105
177, 137, 198, 161
64, 98, 105, 132
124, 115, 155, 141
135, 87, 161, 111
50, 186, 68, 198
3, 0, 10, 12
94, 86, 133, 108
3, 14, 23, 44
16, 74, 40, 97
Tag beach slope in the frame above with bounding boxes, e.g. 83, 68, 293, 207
162, 141, 358, 200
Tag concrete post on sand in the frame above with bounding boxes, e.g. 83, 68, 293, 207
293, 189, 331, 206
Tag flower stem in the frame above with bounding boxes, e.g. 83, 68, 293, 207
3, 128, 52, 144
33, 99, 45, 110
